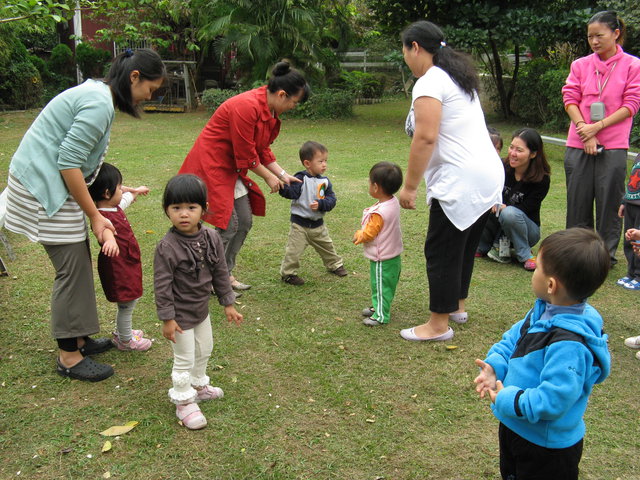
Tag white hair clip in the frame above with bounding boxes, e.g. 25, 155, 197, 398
440, 41, 447, 48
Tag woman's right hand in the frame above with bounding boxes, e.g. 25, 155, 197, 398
583, 137, 598, 156
90, 213, 116, 244
399, 186, 417, 210
266, 174, 281, 193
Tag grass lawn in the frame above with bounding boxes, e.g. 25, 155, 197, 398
1, 99, 639, 480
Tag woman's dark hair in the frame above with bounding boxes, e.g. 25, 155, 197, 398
370, 162, 403, 196
401, 20, 479, 100
267, 61, 310, 103
104, 48, 166, 118
162, 174, 208, 212
589, 11, 626, 45
88, 162, 122, 202
539, 228, 610, 301
507, 128, 551, 183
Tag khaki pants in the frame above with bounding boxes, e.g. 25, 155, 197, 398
280, 222, 342, 277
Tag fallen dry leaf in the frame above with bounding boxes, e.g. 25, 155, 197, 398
100, 421, 139, 436
101, 441, 112, 453
446, 345, 459, 350
103, 472, 111, 479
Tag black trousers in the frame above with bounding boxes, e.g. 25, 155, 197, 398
425, 200, 489, 313
499, 423, 583, 480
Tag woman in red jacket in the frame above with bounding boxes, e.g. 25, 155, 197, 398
179, 62, 308, 290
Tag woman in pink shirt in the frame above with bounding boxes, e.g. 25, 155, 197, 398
562, 11, 640, 264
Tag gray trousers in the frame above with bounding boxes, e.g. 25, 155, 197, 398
43, 239, 100, 339
564, 147, 627, 260
216, 194, 253, 275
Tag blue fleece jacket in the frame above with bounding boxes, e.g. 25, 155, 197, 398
485, 298, 610, 449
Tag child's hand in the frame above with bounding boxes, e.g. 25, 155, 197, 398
618, 204, 625, 218
473, 359, 497, 399
224, 305, 243, 325
625, 228, 640, 241
353, 231, 362, 245
310, 200, 319, 211
101, 238, 120, 257
134, 185, 150, 196
488, 380, 504, 403
162, 320, 183, 343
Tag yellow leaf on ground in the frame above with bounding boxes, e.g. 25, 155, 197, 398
102, 472, 111, 479
99, 421, 139, 436
101, 441, 112, 453
145, 230, 155, 234
446, 345, 458, 350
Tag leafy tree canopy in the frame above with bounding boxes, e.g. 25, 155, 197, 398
1, 0, 72, 24
366, 0, 597, 117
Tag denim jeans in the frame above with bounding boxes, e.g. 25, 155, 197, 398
478, 206, 540, 262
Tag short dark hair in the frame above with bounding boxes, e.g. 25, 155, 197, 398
88, 163, 122, 202
539, 228, 610, 301
508, 128, 551, 183
162, 174, 208, 213
487, 126, 503, 152
299, 140, 327, 163
267, 61, 310, 103
369, 162, 403, 196
104, 48, 166, 118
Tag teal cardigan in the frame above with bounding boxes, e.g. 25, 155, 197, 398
9, 80, 115, 217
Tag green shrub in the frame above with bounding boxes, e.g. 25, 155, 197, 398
512, 58, 555, 124
284, 89, 353, 120
335, 71, 385, 99
75, 42, 112, 79
201, 88, 237, 113
538, 68, 570, 130
631, 113, 640, 149
48, 44, 74, 78
0, 36, 42, 110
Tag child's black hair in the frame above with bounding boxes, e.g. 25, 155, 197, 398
299, 140, 327, 163
162, 174, 208, 212
88, 163, 122, 202
487, 126, 503, 152
369, 162, 403, 196
539, 228, 610, 301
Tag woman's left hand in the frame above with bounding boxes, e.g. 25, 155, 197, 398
90, 214, 116, 244
399, 187, 417, 210
280, 173, 302, 186
576, 122, 600, 142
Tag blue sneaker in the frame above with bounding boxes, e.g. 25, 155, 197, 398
617, 276, 632, 286
623, 279, 640, 290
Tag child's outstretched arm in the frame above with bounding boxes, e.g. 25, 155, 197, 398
223, 305, 243, 325
474, 359, 497, 399
122, 185, 150, 201
100, 228, 120, 257
353, 213, 383, 245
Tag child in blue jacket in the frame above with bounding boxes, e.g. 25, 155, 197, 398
475, 228, 611, 480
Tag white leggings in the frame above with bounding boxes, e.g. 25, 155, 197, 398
168, 316, 213, 405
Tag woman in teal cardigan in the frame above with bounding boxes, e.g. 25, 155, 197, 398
4, 49, 165, 381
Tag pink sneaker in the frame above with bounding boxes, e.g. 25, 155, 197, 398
196, 385, 224, 402
112, 332, 152, 351
176, 403, 207, 430
523, 257, 537, 271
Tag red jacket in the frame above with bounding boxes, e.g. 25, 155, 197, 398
179, 86, 281, 228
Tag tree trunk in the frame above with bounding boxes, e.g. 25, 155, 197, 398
488, 33, 512, 119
